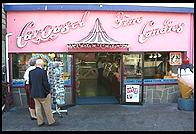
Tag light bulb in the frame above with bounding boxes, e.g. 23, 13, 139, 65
158, 53, 161, 57
149, 54, 153, 58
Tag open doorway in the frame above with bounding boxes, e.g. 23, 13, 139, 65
74, 52, 121, 104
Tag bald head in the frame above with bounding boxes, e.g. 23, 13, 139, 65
36, 59, 44, 68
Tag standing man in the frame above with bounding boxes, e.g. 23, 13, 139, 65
29, 58, 57, 127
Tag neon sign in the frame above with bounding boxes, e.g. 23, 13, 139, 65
113, 12, 143, 28
138, 19, 185, 43
15, 11, 185, 49
16, 11, 89, 48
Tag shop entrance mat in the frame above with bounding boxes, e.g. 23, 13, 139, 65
76, 96, 119, 104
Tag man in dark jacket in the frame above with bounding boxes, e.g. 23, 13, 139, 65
29, 58, 57, 127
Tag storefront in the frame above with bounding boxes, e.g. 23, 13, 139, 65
4, 4, 194, 107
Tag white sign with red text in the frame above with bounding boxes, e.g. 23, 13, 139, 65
126, 85, 140, 102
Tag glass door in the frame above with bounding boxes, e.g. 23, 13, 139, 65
121, 53, 143, 104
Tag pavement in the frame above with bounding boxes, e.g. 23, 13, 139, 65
2, 103, 194, 131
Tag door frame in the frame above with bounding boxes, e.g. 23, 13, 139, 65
72, 52, 122, 105
120, 52, 144, 105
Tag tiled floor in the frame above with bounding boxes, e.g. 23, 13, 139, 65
78, 79, 113, 97
77, 79, 118, 104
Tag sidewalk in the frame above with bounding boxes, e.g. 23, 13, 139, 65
2, 103, 194, 131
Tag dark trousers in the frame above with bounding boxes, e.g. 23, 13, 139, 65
25, 84, 35, 109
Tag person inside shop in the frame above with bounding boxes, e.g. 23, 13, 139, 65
29, 58, 57, 127
164, 61, 177, 79
97, 58, 104, 85
23, 59, 37, 120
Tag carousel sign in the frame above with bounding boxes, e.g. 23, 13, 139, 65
16, 11, 89, 48
15, 11, 185, 49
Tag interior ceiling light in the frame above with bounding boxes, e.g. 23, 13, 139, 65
158, 53, 162, 57
149, 54, 153, 58
153, 54, 157, 58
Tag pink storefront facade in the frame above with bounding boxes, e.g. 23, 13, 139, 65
7, 11, 194, 57
5, 4, 194, 106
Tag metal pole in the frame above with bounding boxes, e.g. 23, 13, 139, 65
5, 33, 12, 85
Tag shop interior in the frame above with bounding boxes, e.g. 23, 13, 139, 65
74, 52, 121, 104
10, 51, 182, 105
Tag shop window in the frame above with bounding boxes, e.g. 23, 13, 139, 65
12, 54, 32, 79
123, 53, 142, 79
12, 53, 73, 105
12, 53, 72, 80
143, 52, 181, 79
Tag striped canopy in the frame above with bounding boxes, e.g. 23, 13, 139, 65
67, 18, 129, 51
78, 18, 119, 44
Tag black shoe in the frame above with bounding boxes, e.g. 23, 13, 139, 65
48, 122, 59, 126
31, 117, 37, 120
38, 122, 45, 127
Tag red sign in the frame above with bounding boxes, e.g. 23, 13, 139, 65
169, 52, 182, 65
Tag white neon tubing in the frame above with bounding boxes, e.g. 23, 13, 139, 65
5, 33, 12, 83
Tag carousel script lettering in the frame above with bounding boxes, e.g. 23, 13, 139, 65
17, 11, 89, 48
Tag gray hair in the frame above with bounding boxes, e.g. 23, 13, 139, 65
29, 59, 36, 66
36, 59, 44, 66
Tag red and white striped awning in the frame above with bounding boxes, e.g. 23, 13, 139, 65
67, 18, 129, 52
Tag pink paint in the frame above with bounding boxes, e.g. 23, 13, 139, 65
7, 11, 192, 54
188, 14, 194, 64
